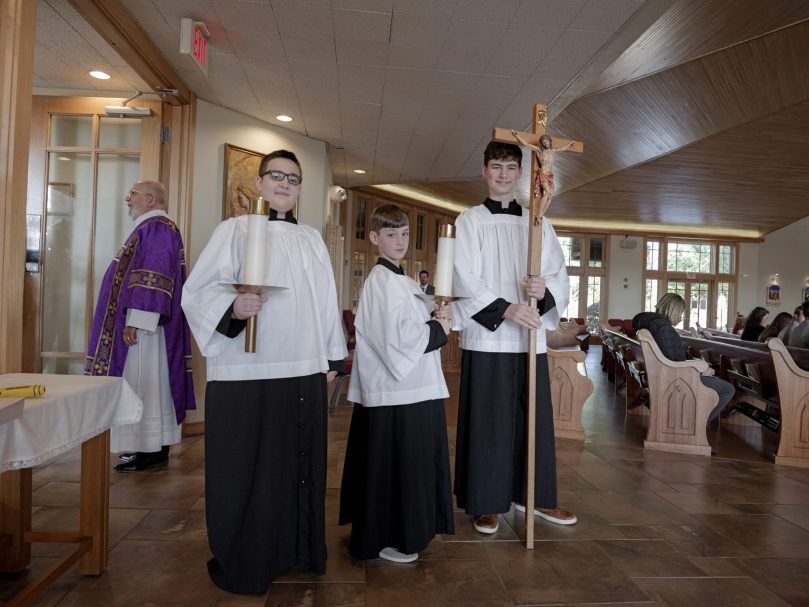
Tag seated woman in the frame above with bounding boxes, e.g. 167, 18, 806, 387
740, 306, 769, 342
758, 311, 793, 343
633, 293, 735, 428
730, 312, 745, 334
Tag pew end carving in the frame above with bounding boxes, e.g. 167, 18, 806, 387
768, 338, 809, 468
548, 347, 593, 440
636, 329, 716, 456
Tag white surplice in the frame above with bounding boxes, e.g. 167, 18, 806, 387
451, 204, 569, 354
347, 264, 449, 407
181, 216, 347, 380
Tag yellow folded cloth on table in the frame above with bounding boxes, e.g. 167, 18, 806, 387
0, 385, 46, 398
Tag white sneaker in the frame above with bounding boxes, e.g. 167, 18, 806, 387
378, 547, 418, 563
514, 503, 578, 525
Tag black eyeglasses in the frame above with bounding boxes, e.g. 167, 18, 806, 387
260, 169, 302, 185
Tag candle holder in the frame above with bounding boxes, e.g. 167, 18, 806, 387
243, 196, 269, 353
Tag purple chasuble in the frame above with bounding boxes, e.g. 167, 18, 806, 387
85, 215, 196, 423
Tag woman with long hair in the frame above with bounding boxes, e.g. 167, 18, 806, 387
740, 306, 769, 342
758, 312, 793, 343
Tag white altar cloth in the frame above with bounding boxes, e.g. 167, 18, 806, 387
0, 373, 142, 472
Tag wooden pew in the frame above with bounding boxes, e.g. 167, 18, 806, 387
547, 347, 594, 440
768, 339, 809, 468
636, 329, 717, 456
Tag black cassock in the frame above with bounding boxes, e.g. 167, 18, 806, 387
454, 350, 558, 516
205, 374, 328, 594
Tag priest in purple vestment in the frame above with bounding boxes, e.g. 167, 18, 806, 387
85, 180, 196, 471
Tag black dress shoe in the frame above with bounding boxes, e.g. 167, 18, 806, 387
118, 452, 137, 463
114, 452, 168, 472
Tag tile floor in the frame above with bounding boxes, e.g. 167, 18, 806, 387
2, 346, 808, 606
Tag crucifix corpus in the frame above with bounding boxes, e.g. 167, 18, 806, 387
491, 103, 583, 549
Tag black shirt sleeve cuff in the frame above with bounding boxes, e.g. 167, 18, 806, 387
472, 298, 511, 332
424, 320, 449, 353
537, 291, 557, 315
215, 302, 247, 338
328, 359, 345, 374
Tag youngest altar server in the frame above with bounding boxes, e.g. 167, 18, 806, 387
339, 204, 455, 563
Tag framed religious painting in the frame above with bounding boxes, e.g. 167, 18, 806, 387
222, 144, 263, 219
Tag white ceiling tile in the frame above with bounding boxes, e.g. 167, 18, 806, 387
201, 27, 236, 56
380, 105, 422, 130
483, 51, 542, 77
240, 57, 292, 83
341, 102, 382, 119
384, 67, 434, 90
372, 168, 402, 183
214, 0, 279, 35
498, 24, 562, 56
387, 44, 441, 69
302, 106, 340, 124
120, 0, 167, 25
342, 113, 380, 131
390, 12, 450, 46
333, 8, 392, 42
333, 0, 393, 11
452, 0, 520, 24
308, 125, 343, 140
424, 90, 471, 110
430, 148, 469, 178
463, 94, 509, 113
446, 123, 488, 148
436, 47, 490, 73
114, 65, 152, 91
271, 0, 334, 38
511, 0, 586, 28
340, 83, 384, 104
339, 64, 387, 90
376, 129, 411, 145
571, 0, 643, 32
218, 93, 262, 115
294, 78, 339, 100
418, 106, 460, 124
288, 60, 339, 85
444, 20, 508, 52
228, 31, 286, 59
430, 71, 481, 94
336, 40, 389, 66
381, 87, 429, 107
142, 22, 180, 53
299, 97, 340, 117
282, 35, 336, 62
392, 0, 456, 20
250, 78, 298, 99
517, 77, 565, 101
476, 74, 528, 96
153, 0, 221, 32
536, 28, 613, 80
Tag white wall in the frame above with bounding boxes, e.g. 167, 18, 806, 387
736, 241, 761, 316
189, 100, 330, 264
756, 214, 809, 311
607, 237, 643, 320
186, 100, 333, 422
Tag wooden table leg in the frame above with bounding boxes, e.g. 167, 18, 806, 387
0, 468, 32, 572
79, 430, 109, 574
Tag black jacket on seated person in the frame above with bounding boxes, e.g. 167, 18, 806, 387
632, 312, 686, 361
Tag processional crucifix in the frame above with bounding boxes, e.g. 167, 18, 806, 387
492, 103, 583, 549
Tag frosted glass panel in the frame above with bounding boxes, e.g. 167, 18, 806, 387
93, 154, 141, 303
99, 117, 141, 148
42, 152, 92, 355
50, 115, 92, 147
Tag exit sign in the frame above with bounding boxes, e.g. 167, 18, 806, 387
180, 18, 209, 76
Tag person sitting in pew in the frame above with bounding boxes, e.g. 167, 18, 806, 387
779, 301, 809, 348
731, 312, 745, 335
740, 306, 769, 342
758, 312, 794, 343
633, 293, 735, 427
778, 305, 806, 346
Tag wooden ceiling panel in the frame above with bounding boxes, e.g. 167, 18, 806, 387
584, 0, 809, 95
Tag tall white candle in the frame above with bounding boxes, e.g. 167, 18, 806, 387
434, 224, 455, 297
243, 197, 267, 285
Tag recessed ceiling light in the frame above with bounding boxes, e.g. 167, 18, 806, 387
276, 115, 293, 122
353, 169, 366, 174
89, 70, 111, 80
57, 156, 71, 161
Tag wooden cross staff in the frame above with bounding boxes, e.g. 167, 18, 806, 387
492, 103, 583, 549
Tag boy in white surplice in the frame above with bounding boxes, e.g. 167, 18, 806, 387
339, 204, 454, 564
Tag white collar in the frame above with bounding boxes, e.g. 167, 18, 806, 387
134, 209, 168, 228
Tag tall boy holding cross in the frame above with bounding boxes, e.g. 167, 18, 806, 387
452, 139, 576, 534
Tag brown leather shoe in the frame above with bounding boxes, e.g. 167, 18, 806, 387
536, 507, 577, 525
473, 514, 499, 534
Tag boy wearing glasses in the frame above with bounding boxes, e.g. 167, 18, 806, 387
183, 150, 347, 594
